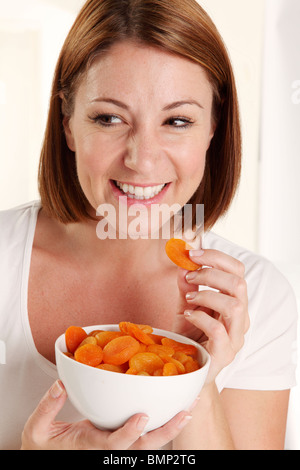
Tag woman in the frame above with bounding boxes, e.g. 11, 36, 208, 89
0, 0, 297, 450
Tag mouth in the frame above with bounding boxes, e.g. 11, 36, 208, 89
112, 180, 168, 200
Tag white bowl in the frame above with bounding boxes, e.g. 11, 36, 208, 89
55, 325, 211, 433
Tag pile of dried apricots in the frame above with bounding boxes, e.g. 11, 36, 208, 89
64, 322, 200, 376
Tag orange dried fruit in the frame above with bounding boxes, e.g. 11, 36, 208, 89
147, 344, 175, 356
148, 333, 164, 344
65, 326, 88, 354
184, 359, 200, 373
165, 238, 200, 271
156, 352, 185, 374
137, 324, 153, 334
138, 343, 147, 353
173, 351, 193, 365
163, 363, 178, 376
63, 352, 74, 359
119, 321, 155, 345
95, 331, 124, 348
78, 336, 97, 347
96, 363, 127, 373
89, 329, 103, 336
161, 337, 198, 356
129, 352, 164, 375
125, 367, 138, 375
74, 343, 103, 367
103, 335, 140, 365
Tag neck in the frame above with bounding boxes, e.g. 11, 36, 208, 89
64, 216, 169, 269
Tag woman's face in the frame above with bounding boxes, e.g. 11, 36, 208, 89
63, 41, 215, 236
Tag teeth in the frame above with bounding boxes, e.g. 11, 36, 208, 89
115, 181, 166, 200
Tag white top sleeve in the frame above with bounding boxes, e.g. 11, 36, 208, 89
204, 232, 298, 392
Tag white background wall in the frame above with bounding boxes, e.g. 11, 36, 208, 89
1, 0, 300, 449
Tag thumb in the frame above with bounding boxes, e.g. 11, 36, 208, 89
27, 380, 67, 437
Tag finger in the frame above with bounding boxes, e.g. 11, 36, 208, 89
185, 309, 232, 349
106, 414, 149, 450
24, 380, 67, 445
177, 268, 200, 309
131, 411, 192, 450
185, 290, 247, 344
186, 267, 248, 300
184, 310, 236, 382
189, 249, 245, 278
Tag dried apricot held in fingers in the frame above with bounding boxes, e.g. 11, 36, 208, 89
165, 238, 200, 271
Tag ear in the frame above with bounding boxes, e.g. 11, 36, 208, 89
62, 116, 76, 152
206, 120, 216, 151
59, 92, 76, 152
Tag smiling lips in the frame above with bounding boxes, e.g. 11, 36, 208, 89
114, 181, 167, 200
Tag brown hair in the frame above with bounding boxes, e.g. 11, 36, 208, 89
38, 0, 241, 230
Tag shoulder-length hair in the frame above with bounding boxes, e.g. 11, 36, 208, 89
38, 0, 241, 230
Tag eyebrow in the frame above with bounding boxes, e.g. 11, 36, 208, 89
91, 97, 204, 111
91, 98, 129, 109
162, 100, 204, 111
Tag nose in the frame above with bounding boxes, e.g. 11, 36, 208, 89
124, 124, 159, 174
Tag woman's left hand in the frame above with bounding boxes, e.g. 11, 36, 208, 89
174, 249, 250, 383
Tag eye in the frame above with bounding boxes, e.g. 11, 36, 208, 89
89, 113, 123, 127
164, 117, 194, 129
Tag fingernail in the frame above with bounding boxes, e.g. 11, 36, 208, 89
177, 414, 192, 430
189, 250, 204, 258
137, 415, 149, 432
186, 291, 197, 300
186, 271, 197, 281
50, 380, 64, 399
184, 310, 192, 317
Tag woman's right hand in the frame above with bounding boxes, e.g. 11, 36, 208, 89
21, 380, 192, 450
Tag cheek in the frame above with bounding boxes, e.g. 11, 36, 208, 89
175, 139, 207, 180
75, 134, 111, 175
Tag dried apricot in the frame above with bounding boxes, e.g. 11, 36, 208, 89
119, 322, 155, 345
103, 335, 140, 365
97, 363, 127, 373
78, 336, 97, 348
161, 337, 198, 356
137, 324, 153, 334
74, 343, 103, 367
65, 326, 88, 354
165, 238, 200, 271
173, 351, 194, 366
148, 333, 165, 344
147, 344, 175, 356
95, 331, 124, 348
89, 329, 103, 336
129, 352, 164, 375
163, 362, 178, 376
184, 359, 200, 373
126, 367, 138, 375
156, 352, 185, 374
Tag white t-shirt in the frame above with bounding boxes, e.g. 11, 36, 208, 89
0, 201, 298, 449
